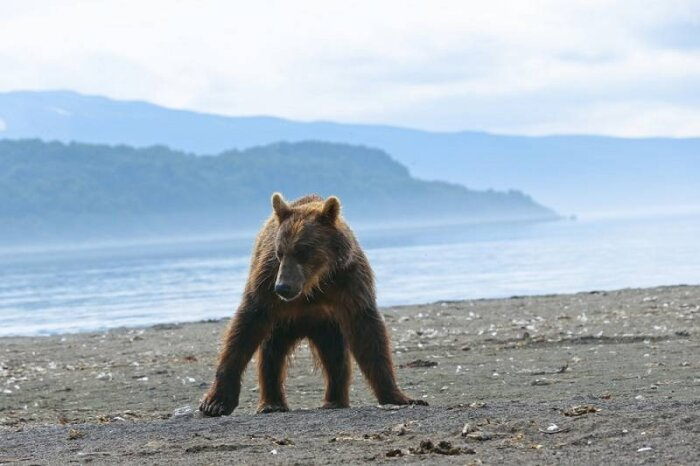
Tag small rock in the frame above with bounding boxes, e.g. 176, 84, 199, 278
400, 359, 438, 369
466, 431, 493, 441
392, 423, 409, 435
410, 439, 469, 455
461, 423, 477, 436
68, 429, 86, 440
434, 440, 464, 455
273, 438, 294, 446
173, 406, 194, 418
563, 405, 600, 417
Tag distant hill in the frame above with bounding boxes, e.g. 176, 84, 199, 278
0, 139, 556, 245
1, 90, 699, 215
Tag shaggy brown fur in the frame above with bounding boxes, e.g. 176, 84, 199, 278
199, 193, 426, 416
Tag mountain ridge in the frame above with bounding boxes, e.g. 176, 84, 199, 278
2, 90, 699, 215
0, 138, 556, 245
6, 89, 698, 140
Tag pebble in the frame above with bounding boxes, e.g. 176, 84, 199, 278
173, 405, 195, 418
466, 430, 493, 441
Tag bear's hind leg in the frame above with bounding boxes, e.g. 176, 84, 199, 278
308, 321, 351, 409
256, 324, 301, 414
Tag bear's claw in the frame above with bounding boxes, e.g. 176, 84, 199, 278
407, 398, 429, 406
199, 394, 236, 417
379, 395, 429, 407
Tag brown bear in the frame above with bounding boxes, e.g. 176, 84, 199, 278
199, 193, 426, 416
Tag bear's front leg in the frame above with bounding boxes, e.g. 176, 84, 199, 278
200, 298, 271, 417
341, 305, 428, 407
200, 370, 241, 417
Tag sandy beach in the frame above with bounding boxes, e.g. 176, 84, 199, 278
1, 285, 698, 464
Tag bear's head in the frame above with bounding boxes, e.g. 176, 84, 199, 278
270, 192, 350, 301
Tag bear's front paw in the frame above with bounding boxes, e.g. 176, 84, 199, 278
256, 404, 289, 414
199, 391, 237, 417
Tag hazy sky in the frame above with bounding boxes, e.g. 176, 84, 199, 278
1, 0, 699, 136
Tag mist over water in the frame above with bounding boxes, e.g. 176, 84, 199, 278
1, 213, 698, 337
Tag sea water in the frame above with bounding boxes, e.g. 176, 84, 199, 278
0, 213, 698, 336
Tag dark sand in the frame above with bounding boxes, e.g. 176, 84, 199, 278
1, 285, 698, 464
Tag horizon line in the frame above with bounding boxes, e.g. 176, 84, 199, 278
2, 88, 699, 141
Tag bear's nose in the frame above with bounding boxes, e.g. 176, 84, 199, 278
274, 283, 296, 299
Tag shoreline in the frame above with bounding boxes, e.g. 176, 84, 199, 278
1, 284, 698, 464
2, 283, 698, 339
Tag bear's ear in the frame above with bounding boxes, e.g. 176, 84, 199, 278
271, 192, 291, 221
319, 196, 340, 224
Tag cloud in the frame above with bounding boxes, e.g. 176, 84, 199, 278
0, 0, 698, 136
649, 21, 700, 50
0, 117, 6, 132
